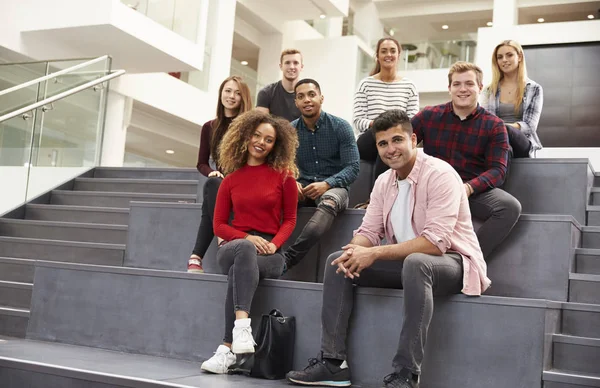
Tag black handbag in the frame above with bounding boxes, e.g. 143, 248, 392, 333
250, 309, 296, 379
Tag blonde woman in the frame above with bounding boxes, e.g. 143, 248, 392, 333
200, 111, 299, 374
482, 40, 543, 158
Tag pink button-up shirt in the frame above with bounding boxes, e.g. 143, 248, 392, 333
355, 150, 491, 296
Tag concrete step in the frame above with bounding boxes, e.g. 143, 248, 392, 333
595, 172, 600, 188
0, 339, 289, 388
544, 370, 600, 387
591, 188, 600, 206
562, 302, 600, 338
93, 167, 200, 181
589, 206, 600, 227
74, 178, 198, 195
576, 248, 600, 275
0, 257, 35, 283
0, 306, 29, 338
0, 281, 32, 309
0, 236, 124, 266
582, 227, 600, 249
569, 273, 600, 304
50, 190, 196, 208
0, 219, 127, 244
553, 334, 600, 376
27, 261, 561, 388
25, 204, 130, 225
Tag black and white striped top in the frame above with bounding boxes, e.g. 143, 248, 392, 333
353, 76, 420, 134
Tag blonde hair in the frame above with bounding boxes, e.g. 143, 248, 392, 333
218, 110, 299, 178
448, 61, 484, 88
280, 49, 302, 64
490, 40, 528, 114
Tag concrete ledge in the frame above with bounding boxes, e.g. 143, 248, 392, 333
27, 262, 559, 388
125, 201, 580, 301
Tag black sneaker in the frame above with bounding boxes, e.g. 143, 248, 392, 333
382, 369, 419, 388
286, 355, 351, 387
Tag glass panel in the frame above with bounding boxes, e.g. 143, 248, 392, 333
0, 62, 46, 116
397, 40, 478, 70
42, 57, 110, 102
0, 113, 36, 214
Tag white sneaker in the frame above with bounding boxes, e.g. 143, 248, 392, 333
200, 345, 236, 374
231, 318, 256, 354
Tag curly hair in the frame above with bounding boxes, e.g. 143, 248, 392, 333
218, 110, 299, 178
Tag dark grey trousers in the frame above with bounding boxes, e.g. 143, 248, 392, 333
469, 188, 521, 259
217, 238, 284, 343
320, 251, 463, 375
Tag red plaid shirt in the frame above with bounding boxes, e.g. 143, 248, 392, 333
411, 102, 509, 194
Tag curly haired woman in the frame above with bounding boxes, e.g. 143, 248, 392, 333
200, 110, 299, 374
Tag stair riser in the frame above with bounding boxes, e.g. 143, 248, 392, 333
582, 232, 600, 249
544, 382, 595, 388
26, 207, 129, 225
553, 342, 600, 375
74, 181, 197, 195
0, 315, 27, 338
51, 194, 194, 208
595, 176, 600, 187
592, 192, 600, 206
0, 287, 31, 309
588, 212, 600, 227
94, 169, 199, 180
0, 262, 34, 283
0, 223, 126, 245
562, 309, 600, 338
0, 241, 124, 266
569, 280, 600, 304
576, 254, 600, 275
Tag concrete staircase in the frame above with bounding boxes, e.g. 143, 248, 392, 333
0, 167, 199, 338
0, 163, 598, 387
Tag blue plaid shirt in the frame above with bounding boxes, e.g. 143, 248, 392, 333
291, 111, 360, 189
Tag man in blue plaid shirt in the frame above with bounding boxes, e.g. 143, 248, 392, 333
284, 78, 360, 271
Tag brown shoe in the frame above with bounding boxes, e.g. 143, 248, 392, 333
354, 200, 369, 210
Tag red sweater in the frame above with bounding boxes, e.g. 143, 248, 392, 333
213, 163, 298, 248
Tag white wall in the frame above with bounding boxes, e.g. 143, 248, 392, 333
351, 2, 383, 47
293, 36, 359, 123
0, 167, 88, 215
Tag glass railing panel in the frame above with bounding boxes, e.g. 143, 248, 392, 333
0, 112, 37, 214
399, 40, 478, 70
0, 62, 47, 117
43, 57, 111, 102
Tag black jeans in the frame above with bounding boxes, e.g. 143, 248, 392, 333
469, 188, 521, 259
506, 125, 532, 158
320, 251, 463, 375
357, 129, 388, 185
191, 176, 222, 257
217, 235, 284, 343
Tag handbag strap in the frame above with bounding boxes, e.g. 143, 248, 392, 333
269, 309, 283, 317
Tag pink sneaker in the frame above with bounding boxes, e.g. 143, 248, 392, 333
188, 256, 204, 273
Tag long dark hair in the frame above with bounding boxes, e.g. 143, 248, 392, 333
370, 37, 402, 76
210, 76, 252, 168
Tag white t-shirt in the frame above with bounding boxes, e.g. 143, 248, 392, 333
390, 179, 416, 243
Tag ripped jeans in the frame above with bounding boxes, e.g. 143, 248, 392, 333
284, 186, 349, 269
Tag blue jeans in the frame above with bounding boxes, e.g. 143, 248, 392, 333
320, 251, 463, 375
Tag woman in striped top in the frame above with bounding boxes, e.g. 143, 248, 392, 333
354, 38, 420, 186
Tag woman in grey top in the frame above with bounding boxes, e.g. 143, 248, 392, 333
482, 40, 543, 158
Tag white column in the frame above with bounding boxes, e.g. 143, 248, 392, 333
493, 0, 518, 26
257, 33, 284, 88
100, 90, 131, 167
206, 0, 236, 98
313, 17, 343, 38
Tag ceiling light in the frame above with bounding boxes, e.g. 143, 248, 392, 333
240, 60, 248, 66
442, 25, 449, 30
537, 18, 545, 23
588, 14, 595, 19
389, 29, 394, 36
165, 150, 175, 155
487, 21, 493, 27
319, 14, 326, 19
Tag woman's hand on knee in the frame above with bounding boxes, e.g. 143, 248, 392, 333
264, 242, 277, 255
245, 235, 269, 255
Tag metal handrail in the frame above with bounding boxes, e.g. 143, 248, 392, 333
0, 55, 109, 97
0, 69, 125, 123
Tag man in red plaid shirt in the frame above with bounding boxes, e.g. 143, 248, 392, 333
411, 62, 521, 259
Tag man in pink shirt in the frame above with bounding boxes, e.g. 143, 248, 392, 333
287, 110, 490, 388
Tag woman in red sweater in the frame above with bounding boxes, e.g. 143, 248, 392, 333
188, 76, 252, 273
201, 110, 299, 374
